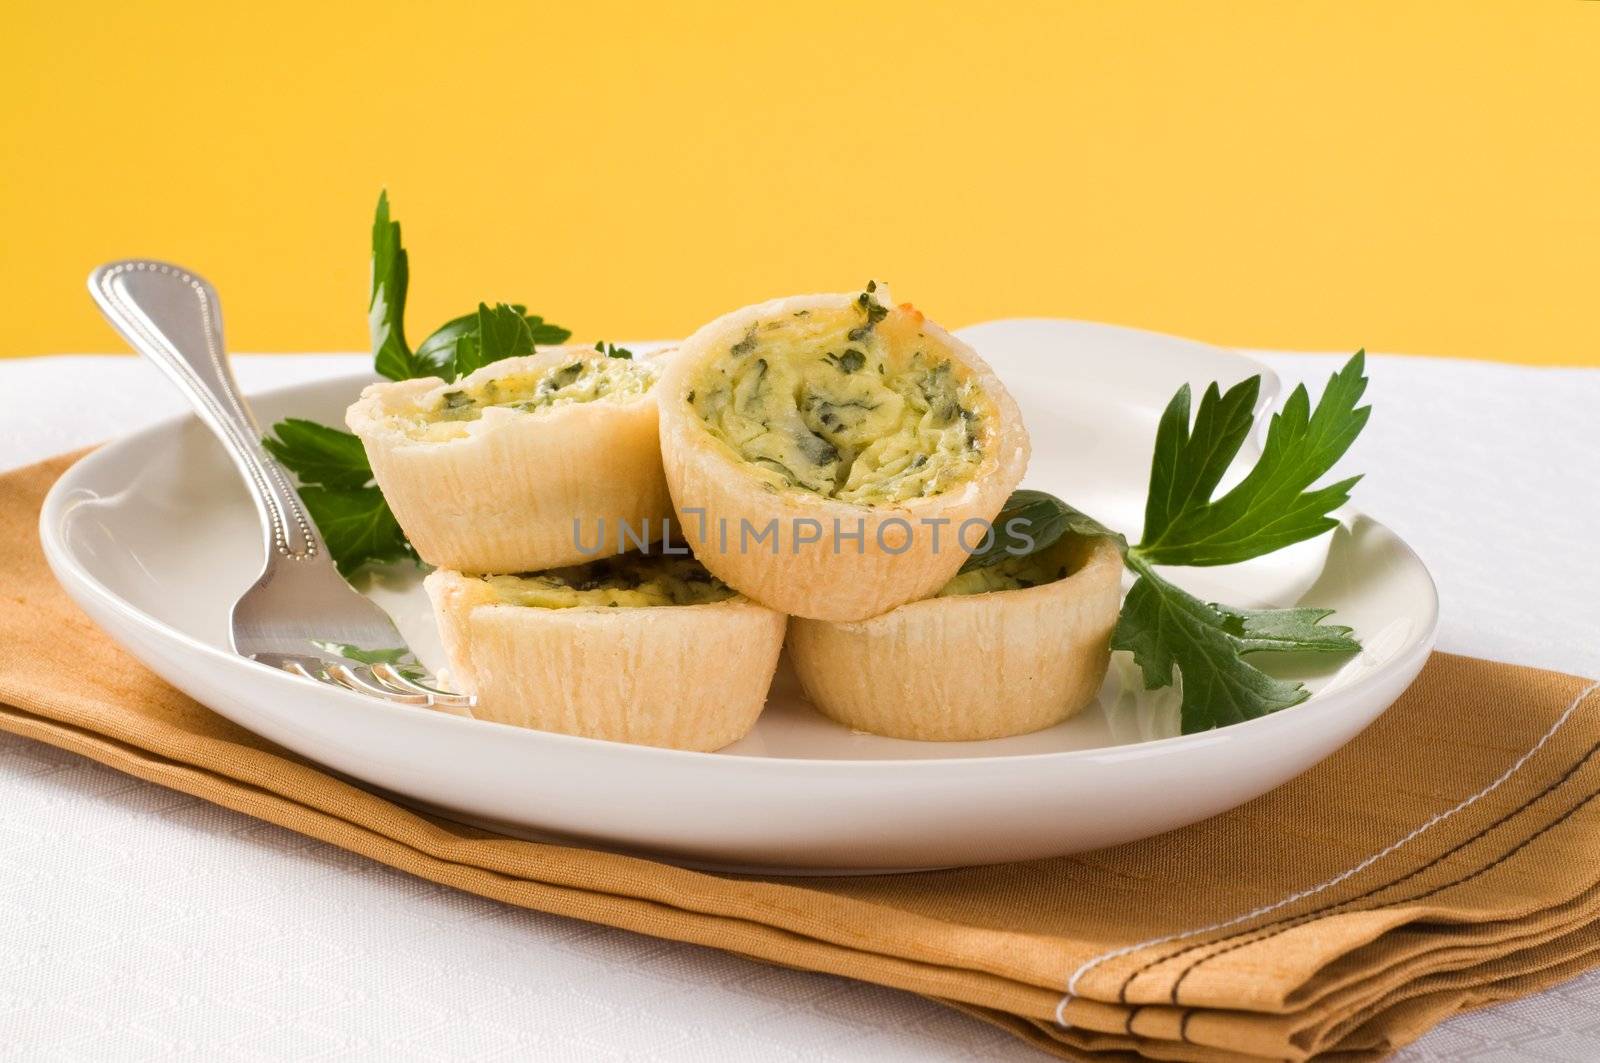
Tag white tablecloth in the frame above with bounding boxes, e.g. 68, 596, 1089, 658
2, 352, 1597, 1061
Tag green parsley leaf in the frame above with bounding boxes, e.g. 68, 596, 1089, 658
449, 302, 533, 378
262, 418, 372, 491
1110, 352, 1370, 730
263, 418, 413, 574
370, 191, 427, 382
1140, 376, 1260, 551
594, 341, 633, 359
1133, 351, 1370, 567
959, 490, 1124, 573
296, 485, 413, 576
415, 313, 482, 374
1114, 556, 1334, 731
368, 195, 570, 382
1214, 603, 1361, 654
309, 640, 418, 667
527, 318, 574, 346
476, 302, 535, 361
416, 305, 573, 378
451, 331, 481, 380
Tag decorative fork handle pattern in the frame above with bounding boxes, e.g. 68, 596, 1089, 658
88, 260, 324, 563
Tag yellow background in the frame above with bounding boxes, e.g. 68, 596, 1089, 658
4, 2, 1597, 364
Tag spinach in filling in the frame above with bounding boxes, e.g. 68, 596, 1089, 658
483, 554, 735, 609
689, 286, 989, 504
406, 356, 656, 440
936, 533, 1090, 597
936, 553, 1069, 597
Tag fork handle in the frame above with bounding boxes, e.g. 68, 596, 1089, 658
88, 260, 326, 564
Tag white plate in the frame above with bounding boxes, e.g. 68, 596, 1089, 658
39, 320, 1437, 872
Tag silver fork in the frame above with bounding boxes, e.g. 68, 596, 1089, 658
87, 259, 473, 711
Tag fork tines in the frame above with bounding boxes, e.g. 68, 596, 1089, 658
255, 654, 475, 713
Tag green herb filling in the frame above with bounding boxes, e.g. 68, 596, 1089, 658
937, 533, 1085, 597
483, 554, 735, 609
688, 286, 989, 504
408, 356, 656, 440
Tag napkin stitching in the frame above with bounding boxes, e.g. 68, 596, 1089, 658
1157, 709, 1600, 1005
1052, 678, 1599, 1030
1173, 782, 1600, 1050
1140, 692, 1600, 997
1166, 767, 1600, 1012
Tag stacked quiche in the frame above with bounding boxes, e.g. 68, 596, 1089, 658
348, 285, 1119, 751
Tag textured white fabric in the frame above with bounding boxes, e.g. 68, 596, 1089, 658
1, 352, 1596, 1061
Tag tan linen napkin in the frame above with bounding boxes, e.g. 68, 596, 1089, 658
6, 452, 1599, 1062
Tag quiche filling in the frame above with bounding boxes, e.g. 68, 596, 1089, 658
687, 285, 992, 504
936, 552, 1072, 598
482, 553, 736, 609
406, 357, 657, 441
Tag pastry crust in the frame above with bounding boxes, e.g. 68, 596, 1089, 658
346, 346, 673, 574
786, 534, 1123, 740
425, 569, 787, 751
656, 290, 1030, 621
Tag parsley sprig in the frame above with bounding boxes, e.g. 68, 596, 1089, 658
262, 419, 411, 575
970, 352, 1370, 733
266, 191, 572, 573
1137, 352, 1369, 566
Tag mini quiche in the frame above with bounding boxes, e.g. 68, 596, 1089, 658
786, 531, 1123, 741
656, 284, 1030, 622
347, 345, 673, 574
425, 553, 786, 751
